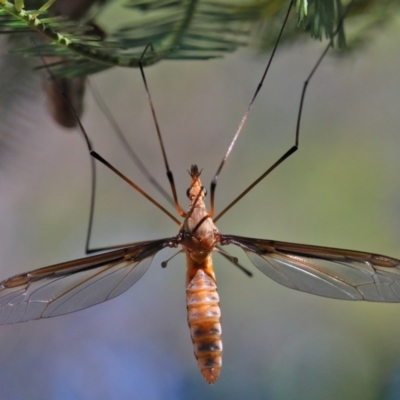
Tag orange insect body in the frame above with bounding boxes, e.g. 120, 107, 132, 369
186, 264, 222, 384
5, 2, 396, 386
181, 166, 222, 383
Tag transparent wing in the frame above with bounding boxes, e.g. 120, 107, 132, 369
0, 238, 174, 324
222, 234, 400, 302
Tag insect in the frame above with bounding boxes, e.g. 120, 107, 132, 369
1, 0, 399, 385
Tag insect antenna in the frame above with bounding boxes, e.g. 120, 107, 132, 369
213, 0, 355, 223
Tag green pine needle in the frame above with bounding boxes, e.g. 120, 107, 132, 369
0, 0, 399, 78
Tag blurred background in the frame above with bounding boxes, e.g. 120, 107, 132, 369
0, 2, 400, 399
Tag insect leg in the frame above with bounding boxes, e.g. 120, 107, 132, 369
214, 1, 355, 223
138, 44, 187, 217
209, 0, 295, 218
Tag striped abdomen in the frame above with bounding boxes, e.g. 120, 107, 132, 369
186, 265, 222, 384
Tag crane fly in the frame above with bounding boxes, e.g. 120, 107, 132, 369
1, 0, 399, 384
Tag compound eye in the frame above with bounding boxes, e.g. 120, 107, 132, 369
202, 186, 207, 196
186, 188, 191, 198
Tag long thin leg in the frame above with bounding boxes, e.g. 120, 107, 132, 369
213, 0, 355, 223
138, 44, 186, 217
89, 150, 180, 225
209, 0, 294, 218
138, 39, 263, 277
61, 91, 181, 226
40, 58, 181, 246
88, 79, 174, 206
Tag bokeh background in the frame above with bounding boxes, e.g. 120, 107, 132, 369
0, 6, 400, 400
